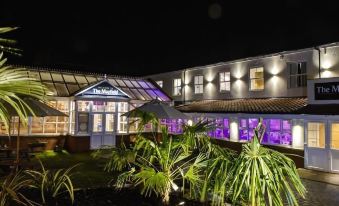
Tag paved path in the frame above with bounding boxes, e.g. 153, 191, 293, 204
297, 169, 339, 205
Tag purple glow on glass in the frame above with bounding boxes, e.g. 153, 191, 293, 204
282, 120, 291, 130
138, 81, 150, 89
145, 89, 158, 100
240, 119, 247, 128
270, 119, 281, 131
261, 132, 269, 143
153, 90, 170, 101
223, 129, 230, 139
130, 80, 140, 88
281, 132, 292, 145
249, 119, 258, 129
224, 119, 229, 128
239, 129, 248, 141
269, 132, 281, 144
146, 81, 156, 89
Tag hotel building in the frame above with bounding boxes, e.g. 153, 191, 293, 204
147, 42, 339, 173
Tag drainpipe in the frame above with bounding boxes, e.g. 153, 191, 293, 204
314, 47, 321, 79
183, 69, 186, 104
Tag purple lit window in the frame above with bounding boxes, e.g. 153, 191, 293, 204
239, 119, 249, 141
264, 119, 292, 145
138, 81, 150, 89
240, 119, 247, 128
270, 119, 281, 131
249, 118, 258, 129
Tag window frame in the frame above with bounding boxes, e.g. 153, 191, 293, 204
173, 78, 182, 96
249, 66, 264, 91
194, 75, 204, 94
288, 62, 307, 88
219, 72, 231, 92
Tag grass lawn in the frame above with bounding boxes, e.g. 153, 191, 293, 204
30, 150, 116, 189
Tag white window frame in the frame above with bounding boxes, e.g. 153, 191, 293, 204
288, 62, 307, 88
173, 78, 182, 96
219, 72, 230, 92
194, 75, 204, 94
249, 66, 264, 91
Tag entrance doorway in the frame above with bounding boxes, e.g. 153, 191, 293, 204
305, 121, 339, 173
90, 113, 116, 149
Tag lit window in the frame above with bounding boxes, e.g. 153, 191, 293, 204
156, 80, 163, 88
194, 76, 204, 94
288, 62, 307, 88
264, 119, 292, 145
250, 67, 264, 91
219, 72, 230, 92
207, 118, 230, 140
118, 102, 128, 133
308, 122, 325, 148
173, 78, 181, 96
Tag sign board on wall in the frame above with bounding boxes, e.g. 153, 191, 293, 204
314, 82, 339, 100
308, 77, 339, 104
76, 81, 129, 98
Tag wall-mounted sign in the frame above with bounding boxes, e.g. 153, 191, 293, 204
77, 81, 129, 98
314, 82, 339, 100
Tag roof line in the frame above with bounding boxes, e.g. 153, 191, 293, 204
146, 42, 339, 76
9, 64, 145, 80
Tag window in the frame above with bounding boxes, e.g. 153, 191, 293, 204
288, 62, 307, 88
160, 119, 184, 134
207, 118, 230, 140
117, 102, 128, 133
173, 78, 182, 96
194, 76, 204, 94
156, 80, 163, 88
308, 122, 325, 148
331, 123, 339, 150
219, 72, 230, 92
250, 67, 264, 90
263, 119, 292, 145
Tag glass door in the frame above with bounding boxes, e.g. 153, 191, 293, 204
90, 113, 104, 149
305, 121, 329, 171
330, 122, 339, 172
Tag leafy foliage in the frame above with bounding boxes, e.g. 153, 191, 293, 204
0, 27, 22, 56
25, 161, 77, 204
0, 172, 36, 206
0, 53, 48, 129
230, 120, 306, 206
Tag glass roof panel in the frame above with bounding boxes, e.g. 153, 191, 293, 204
131, 89, 145, 100
107, 78, 119, 86
116, 79, 126, 87
119, 88, 136, 99
123, 80, 134, 88
154, 89, 170, 101
130, 80, 141, 88
29, 71, 41, 81
74, 75, 88, 84
63, 74, 76, 83
145, 89, 158, 100
67, 84, 80, 94
138, 81, 149, 89
146, 81, 156, 89
138, 89, 152, 100
44, 83, 57, 96
79, 83, 89, 89
54, 83, 69, 96
86, 76, 97, 83
51, 73, 63, 82
40, 72, 52, 81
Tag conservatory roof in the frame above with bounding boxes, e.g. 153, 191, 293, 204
15, 65, 171, 101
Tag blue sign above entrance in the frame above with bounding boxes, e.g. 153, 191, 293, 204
76, 81, 130, 98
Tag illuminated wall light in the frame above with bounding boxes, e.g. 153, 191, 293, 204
230, 119, 239, 141
322, 60, 332, 69
187, 119, 193, 126
292, 120, 304, 149
322, 70, 332, 78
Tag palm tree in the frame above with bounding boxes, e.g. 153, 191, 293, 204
0, 27, 22, 56
230, 119, 306, 206
0, 53, 47, 129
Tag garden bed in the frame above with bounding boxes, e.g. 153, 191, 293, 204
21, 187, 204, 206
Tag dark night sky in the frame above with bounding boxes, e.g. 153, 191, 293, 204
1, 1, 339, 76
